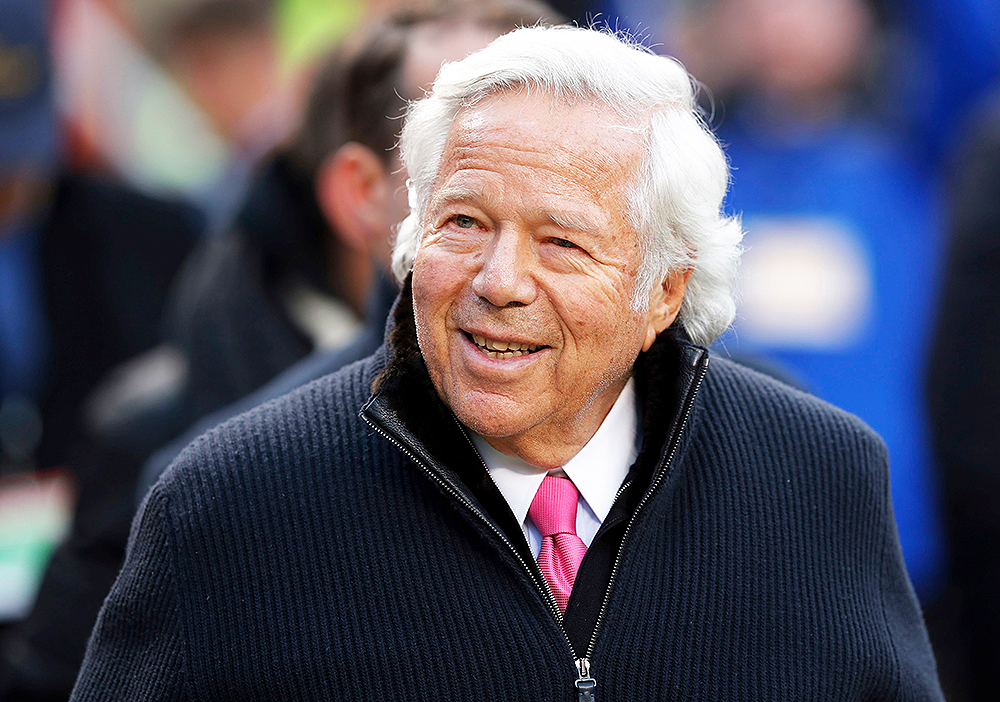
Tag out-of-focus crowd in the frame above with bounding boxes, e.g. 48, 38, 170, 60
0, 0, 997, 699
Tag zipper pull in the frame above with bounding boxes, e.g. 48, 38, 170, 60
575, 658, 596, 702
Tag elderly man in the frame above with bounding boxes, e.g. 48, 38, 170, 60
71, 26, 943, 701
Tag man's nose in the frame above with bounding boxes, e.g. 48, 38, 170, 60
471, 229, 537, 308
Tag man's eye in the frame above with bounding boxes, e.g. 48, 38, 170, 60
551, 237, 577, 249
453, 215, 478, 229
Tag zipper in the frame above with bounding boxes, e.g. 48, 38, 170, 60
451, 416, 568, 627
583, 350, 710, 662
575, 657, 596, 701
360, 347, 708, 700
451, 419, 603, 702
360, 410, 577, 634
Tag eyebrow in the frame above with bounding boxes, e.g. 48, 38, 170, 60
430, 187, 601, 235
545, 209, 600, 235
429, 187, 482, 208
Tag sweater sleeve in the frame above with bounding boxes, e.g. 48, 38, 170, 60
867, 432, 945, 701
69, 482, 189, 701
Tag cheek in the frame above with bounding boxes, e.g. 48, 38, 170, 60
411, 247, 472, 348
418, 221, 495, 289
559, 284, 646, 370
413, 249, 459, 307
582, 270, 648, 358
557, 272, 637, 335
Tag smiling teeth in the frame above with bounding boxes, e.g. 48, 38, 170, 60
471, 334, 541, 358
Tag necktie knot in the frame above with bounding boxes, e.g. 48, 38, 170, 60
529, 475, 580, 537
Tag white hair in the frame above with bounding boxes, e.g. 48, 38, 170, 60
392, 25, 743, 346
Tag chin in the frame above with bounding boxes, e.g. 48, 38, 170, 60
451, 395, 538, 441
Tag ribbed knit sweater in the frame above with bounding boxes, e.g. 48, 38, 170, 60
70, 316, 943, 701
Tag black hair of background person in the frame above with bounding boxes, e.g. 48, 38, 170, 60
926, 88, 1000, 702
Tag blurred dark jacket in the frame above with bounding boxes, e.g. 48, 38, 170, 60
89, 152, 338, 462
22, 174, 202, 469
138, 272, 397, 499
926, 89, 1000, 701
0, 173, 202, 700
165, 153, 332, 420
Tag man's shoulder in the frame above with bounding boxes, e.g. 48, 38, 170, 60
700, 353, 887, 458
679, 354, 894, 531
158, 351, 385, 499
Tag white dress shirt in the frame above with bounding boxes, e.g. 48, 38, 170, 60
470, 377, 641, 558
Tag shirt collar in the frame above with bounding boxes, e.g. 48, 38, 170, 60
471, 376, 640, 528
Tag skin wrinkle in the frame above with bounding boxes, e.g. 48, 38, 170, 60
411, 90, 689, 469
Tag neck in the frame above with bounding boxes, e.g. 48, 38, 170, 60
478, 374, 630, 470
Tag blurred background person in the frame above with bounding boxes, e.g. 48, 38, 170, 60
0, 0, 203, 475
0, 0, 317, 697
128, 0, 303, 230
0, 2, 563, 699
609, 0, 1000, 164
672, 0, 948, 604
55, 0, 355, 233
1, 1, 203, 696
927, 86, 1000, 702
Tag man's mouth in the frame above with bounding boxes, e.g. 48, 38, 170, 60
467, 333, 545, 359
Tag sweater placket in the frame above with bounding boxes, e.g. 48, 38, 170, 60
361, 347, 710, 700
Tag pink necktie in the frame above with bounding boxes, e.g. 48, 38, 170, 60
529, 475, 588, 614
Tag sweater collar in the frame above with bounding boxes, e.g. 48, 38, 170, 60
364, 274, 707, 524
470, 376, 640, 531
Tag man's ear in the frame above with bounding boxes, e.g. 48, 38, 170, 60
642, 267, 693, 352
314, 142, 390, 255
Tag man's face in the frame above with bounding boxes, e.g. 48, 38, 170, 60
411, 91, 686, 468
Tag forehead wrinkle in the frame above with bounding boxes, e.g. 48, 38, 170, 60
467, 93, 646, 171
445, 140, 631, 212
433, 172, 607, 234
432, 166, 512, 203
451, 108, 641, 175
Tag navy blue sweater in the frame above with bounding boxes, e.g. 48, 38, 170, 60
71, 312, 943, 701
